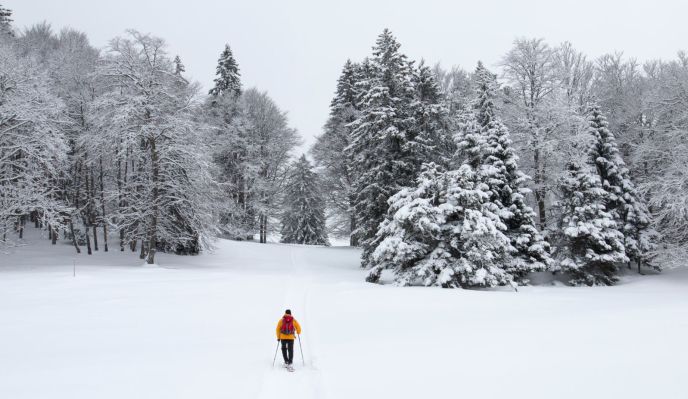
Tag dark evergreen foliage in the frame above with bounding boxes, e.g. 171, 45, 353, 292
209, 44, 242, 97
281, 155, 330, 246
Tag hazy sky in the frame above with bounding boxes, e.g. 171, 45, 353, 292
8, 0, 688, 151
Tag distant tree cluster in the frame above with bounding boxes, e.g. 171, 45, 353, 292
0, 5, 311, 263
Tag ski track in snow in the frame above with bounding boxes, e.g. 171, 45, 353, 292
254, 245, 326, 399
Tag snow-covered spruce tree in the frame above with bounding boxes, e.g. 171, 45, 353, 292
311, 59, 363, 244
366, 163, 512, 287
173, 55, 185, 75
209, 44, 241, 97
204, 46, 246, 239
280, 155, 329, 245
346, 29, 433, 266
88, 31, 216, 264
555, 161, 628, 285
469, 62, 551, 282
0, 4, 12, 37
412, 61, 453, 166
585, 105, 656, 270
207, 93, 251, 240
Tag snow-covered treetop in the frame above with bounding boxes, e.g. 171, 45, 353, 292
209, 44, 241, 97
0, 4, 12, 37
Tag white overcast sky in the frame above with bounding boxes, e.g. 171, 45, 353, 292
8, 0, 688, 151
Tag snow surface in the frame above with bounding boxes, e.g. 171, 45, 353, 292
1, 230, 687, 399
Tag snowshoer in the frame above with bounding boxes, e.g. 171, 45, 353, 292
276, 309, 302, 369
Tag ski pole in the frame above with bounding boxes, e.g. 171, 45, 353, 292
297, 334, 305, 366
272, 340, 280, 367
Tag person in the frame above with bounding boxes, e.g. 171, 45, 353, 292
276, 309, 302, 367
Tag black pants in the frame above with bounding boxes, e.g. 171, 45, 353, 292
281, 339, 294, 364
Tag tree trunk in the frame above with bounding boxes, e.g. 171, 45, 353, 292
117, 147, 127, 251
69, 221, 81, 254
51, 225, 57, 245
82, 161, 92, 255
259, 214, 267, 244
100, 158, 108, 252
88, 169, 98, 252
92, 225, 98, 251
146, 137, 159, 265
349, 213, 358, 247
139, 238, 146, 260
103, 226, 109, 252
18, 215, 24, 239
533, 148, 547, 230
84, 219, 92, 255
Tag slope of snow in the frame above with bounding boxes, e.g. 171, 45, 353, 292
0, 229, 686, 399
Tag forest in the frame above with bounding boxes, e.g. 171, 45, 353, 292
2, 3, 687, 287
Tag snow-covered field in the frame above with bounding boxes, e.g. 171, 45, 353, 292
1, 231, 687, 399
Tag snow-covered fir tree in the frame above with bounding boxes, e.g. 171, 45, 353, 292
585, 105, 655, 270
202, 49, 246, 239
173, 55, 185, 75
346, 29, 434, 266
366, 163, 512, 287
206, 92, 250, 239
311, 59, 363, 244
0, 4, 12, 37
209, 44, 241, 97
412, 61, 453, 166
280, 155, 329, 246
468, 62, 551, 282
555, 161, 628, 285
366, 62, 553, 287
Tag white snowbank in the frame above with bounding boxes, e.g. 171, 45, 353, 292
0, 230, 686, 399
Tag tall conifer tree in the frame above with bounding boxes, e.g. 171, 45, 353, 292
556, 161, 627, 285
280, 155, 329, 246
173, 55, 185, 75
469, 62, 552, 282
585, 105, 656, 270
0, 4, 12, 37
312, 60, 363, 244
209, 44, 241, 97
347, 29, 433, 267
366, 162, 512, 288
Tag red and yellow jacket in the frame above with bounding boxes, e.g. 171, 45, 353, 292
276, 315, 302, 340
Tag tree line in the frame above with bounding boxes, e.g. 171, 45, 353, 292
2, 3, 686, 287
312, 29, 679, 286
0, 5, 322, 263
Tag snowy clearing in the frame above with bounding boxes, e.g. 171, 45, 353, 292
1, 232, 686, 399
